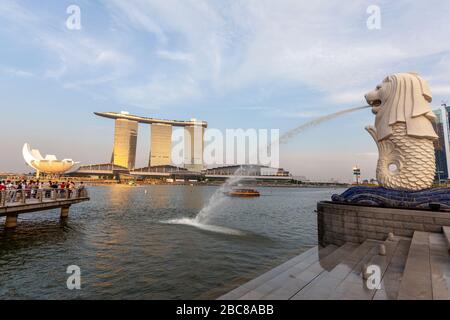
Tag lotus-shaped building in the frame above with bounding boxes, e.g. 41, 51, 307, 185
22, 143, 78, 175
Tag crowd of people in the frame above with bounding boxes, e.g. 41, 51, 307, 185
0, 180, 86, 202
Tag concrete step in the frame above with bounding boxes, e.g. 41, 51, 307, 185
443, 226, 450, 254
397, 231, 450, 300
231, 242, 357, 300
326, 239, 399, 300
291, 239, 381, 300
256, 242, 357, 300
398, 231, 434, 300
429, 233, 450, 300
327, 236, 411, 300
373, 239, 411, 300
217, 245, 337, 300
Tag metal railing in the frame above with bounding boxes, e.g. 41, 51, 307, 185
0, 188, 88, 207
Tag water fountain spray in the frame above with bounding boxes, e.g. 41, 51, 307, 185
165, 105, 370, 234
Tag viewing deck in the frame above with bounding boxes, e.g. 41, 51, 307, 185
0, 189, 90, 228
94, 111, 208, 128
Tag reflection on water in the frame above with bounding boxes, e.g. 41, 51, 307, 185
0, 185, 344, 299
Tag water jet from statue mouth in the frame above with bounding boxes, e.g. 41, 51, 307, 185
279, 105, 371, 144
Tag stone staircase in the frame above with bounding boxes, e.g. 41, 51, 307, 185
219, 229, 450, 300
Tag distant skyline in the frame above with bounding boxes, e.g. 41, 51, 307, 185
1, 0, 450, 182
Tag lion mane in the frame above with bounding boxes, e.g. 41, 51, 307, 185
370, 72, 438, 141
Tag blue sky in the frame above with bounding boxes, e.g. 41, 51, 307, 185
1, 0, 450, 181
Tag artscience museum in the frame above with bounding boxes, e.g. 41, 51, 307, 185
22, 143, 78, 175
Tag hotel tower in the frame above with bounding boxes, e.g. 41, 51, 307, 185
95, 111, 207, 171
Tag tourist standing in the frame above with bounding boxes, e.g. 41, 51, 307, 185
77, 182, 85, 197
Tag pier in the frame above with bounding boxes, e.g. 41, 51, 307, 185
0, 189, 90, 228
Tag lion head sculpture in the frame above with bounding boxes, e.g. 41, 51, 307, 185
365, 72, 438, 191
365, 72, 438, 141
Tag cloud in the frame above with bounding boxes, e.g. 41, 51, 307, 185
0, 66, 35, 78
103, 0, 450, 108
0, 0, 134, 89
62, 74, 123, 90
39, 34, 134, 82
269, 109, 325, 119
116, 75, 201, 108
329, 91, 368, 105
0, 0, 38, 26
356, 152, 378, 157
156, 50, 193, 63
104, 0, 168, 44
2, 0, 450, 111
432, 85, 450, 96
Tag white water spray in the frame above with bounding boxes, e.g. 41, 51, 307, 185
167, 105, 370, 235
163, 173, 246, 235
164, 217, 246, 236
279, 106, 370, 144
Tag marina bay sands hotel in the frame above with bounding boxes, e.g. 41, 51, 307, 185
95, 111, 207, 172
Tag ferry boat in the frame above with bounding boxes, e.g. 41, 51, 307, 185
226, 188, 260, 197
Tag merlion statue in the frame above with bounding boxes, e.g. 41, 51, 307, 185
365, 72, 438, 191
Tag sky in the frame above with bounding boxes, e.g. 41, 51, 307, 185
1, 0, 450, 182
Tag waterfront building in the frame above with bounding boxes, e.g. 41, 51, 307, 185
432, 107, 450, 181
69, 164, 202, 182
70, 163, 129, 180
22, 143, 78, 176
95, 111, 207, 171
112, 116, 139, 169
0, 173, 26, 181
68, 163, 293, 183
203, 165, 291, 177
149, 124, 172, 167
184, 121, 205, 172
133, 165, 202, 181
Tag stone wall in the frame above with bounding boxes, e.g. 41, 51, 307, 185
317, 201, 450, 246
